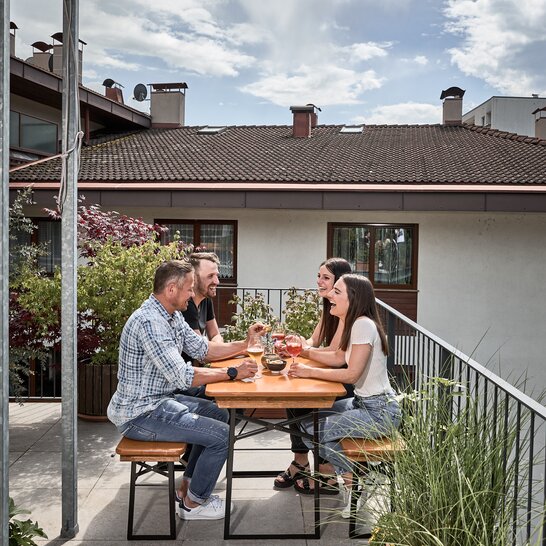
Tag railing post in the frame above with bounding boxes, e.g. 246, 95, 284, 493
386, 311, 395, 376
438, 346, 454, 427
0, 3, 9, 544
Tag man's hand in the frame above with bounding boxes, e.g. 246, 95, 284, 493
235, 358, 258, 380
245, 322, 267, 344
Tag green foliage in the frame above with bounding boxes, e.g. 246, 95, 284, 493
17, 239, 191, 365
223, 292, 278, 342
282, 287, 320, 339
8, 188, 48, 283
222, 288, 320, 342
77, 239, 189, 364
368, 378, 539, 546
9, 497, 47, 546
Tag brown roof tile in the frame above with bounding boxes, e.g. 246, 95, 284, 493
10, 124, 546, 186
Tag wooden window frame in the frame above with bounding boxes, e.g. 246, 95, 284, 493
327, 222, 419, 291
156, 219, 238, 284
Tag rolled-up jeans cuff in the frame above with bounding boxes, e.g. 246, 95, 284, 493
186, 487, 207, 505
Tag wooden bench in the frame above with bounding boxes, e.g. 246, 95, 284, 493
116, 437, 187, 540
341, 434, 406, 539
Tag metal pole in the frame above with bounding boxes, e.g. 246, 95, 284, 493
0, 3, 9, 544
60, 0, 79, 538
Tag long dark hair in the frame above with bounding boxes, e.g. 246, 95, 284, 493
338, 274, 389, 356
318, 258, 352, 346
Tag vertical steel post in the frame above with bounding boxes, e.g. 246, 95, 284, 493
59, 0, 79, 538
0, 3, 9, 545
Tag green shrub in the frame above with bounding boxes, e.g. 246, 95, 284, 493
16, 238, 191, 365
9, 497, 47, 546
282, 287, 320, 340
223, 292, 278, 342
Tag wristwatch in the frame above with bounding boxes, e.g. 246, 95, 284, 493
227, 367, 238, 381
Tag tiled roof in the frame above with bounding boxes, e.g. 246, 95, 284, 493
10, 123, 546, 185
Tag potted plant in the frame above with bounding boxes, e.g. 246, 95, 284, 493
13, 199, 192, 418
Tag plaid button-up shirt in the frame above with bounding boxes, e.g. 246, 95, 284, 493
107, 294, 208, 427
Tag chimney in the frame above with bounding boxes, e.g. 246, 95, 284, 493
50, 32, 86, 84
150, 82, 188, 128
440, 86, 465, 126
533, 107, 546, 139
289, 104, 320, 138
10, 22, 17, 56
103, 78, 124, 104
26, 41, 53, 71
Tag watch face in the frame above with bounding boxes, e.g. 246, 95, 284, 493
227, 367, 237, 380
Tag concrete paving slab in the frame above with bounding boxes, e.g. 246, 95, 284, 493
9, 487, 93, 542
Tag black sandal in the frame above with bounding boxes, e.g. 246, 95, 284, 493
273, 460, 309, 489
294, 474, 340, 496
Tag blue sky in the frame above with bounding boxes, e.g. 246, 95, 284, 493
11, 0, 546, 126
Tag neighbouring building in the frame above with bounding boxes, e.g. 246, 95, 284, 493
463, 95, 546, 137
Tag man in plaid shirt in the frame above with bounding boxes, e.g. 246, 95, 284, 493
108, 259, 261, 521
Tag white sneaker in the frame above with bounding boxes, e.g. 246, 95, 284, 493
341, 486, 365, 519
177, 495, 227, 520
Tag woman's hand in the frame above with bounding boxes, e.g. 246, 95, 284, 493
287, 362, 312, 378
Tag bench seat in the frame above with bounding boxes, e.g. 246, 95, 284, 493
115, 437, 187, 541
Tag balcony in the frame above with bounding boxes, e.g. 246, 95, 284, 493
9, 287, 546, 544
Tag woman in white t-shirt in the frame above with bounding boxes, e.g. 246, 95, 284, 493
288, 273, 401, 509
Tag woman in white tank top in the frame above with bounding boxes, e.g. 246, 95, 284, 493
289, 274, 401, 511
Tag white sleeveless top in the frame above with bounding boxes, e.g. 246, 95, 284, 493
346, 317, 391, 397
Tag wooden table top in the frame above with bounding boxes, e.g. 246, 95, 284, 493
205, 356, 346, 409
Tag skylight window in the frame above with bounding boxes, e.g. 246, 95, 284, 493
197, 126, 227, 135
340, 125, 363, 134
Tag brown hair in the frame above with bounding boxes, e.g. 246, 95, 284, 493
318, 258, 352, 346
188, 252, 220, 272
153, 260, 193, 294
338, 274, 389, 356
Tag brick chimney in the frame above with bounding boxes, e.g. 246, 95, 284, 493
50, 32, 86, 84
533, 107, 546, 139
103, 78, 124, 104
440, 86, 465, 126
290, 104, 320, 138
150, 82, 188, 128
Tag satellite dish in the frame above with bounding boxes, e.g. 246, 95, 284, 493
133, 83, 147, 102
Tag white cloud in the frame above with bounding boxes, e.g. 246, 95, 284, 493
240, 65, 384, 107
345, 42, 393, 61
414, 55, 429, 66
354, 102, 442, 125
444, 0, 546, 95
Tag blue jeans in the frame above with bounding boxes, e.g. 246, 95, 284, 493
118, 394, 229, 504
301, 392, 402, 475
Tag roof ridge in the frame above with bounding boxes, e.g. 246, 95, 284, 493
463, 123, 546, 146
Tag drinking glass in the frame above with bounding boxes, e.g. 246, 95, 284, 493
284, 333, 302, 366
271, 324, 286, 343
247, 332, 264, 379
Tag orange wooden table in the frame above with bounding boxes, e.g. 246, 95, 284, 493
206, 357, 346, 540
